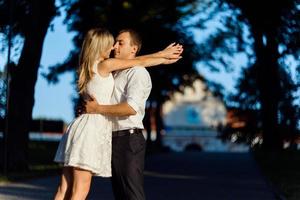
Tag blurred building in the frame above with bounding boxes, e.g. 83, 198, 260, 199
161, 79, 248, 152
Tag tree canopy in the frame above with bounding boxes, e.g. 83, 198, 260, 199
184, 0, 300, 149
44, 0, 205, 104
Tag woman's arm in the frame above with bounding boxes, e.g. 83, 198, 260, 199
98, 56, 181, 76
98, 44, 183, 76
136, 43, 183, 59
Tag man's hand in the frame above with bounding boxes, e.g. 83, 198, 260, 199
85, 97, 136, 116
159, 43, 183, 59
75, 96, 87, 117
85, 95, 100, 114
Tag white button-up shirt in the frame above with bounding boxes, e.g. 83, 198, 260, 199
111, 67, 152, 131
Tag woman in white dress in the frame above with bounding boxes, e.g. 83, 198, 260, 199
53, 28, 182, 200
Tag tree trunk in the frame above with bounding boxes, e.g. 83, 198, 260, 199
6, 0, 56, 171
227, 0, 296, 151
252, 28, 282, 150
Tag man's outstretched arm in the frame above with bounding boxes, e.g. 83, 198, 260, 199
85, 96, 136, 117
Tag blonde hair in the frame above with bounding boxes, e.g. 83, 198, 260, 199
77, 28, 114, 94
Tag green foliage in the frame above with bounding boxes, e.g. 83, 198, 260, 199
186, 0, 299, 147
0, 0, 60, 37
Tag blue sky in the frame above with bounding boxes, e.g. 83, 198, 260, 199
32, 15, 76, 123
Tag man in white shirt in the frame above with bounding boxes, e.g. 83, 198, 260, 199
85, 29, 182, 200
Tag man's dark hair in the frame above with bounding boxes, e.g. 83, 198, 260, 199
119, 29, 142, 55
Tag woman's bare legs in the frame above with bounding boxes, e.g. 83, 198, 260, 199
71, 167, 93, 200
54, 167, 73, 200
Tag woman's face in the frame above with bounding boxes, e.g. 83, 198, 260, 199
102, 45, 114, 59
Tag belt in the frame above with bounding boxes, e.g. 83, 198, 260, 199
112, 128, 142, 137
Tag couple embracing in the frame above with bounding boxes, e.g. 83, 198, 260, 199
54, 28, 183, 200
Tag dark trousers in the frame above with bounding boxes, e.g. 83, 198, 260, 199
111, 130, 146, 200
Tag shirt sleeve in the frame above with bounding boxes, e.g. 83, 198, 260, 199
125, 67, 152, 112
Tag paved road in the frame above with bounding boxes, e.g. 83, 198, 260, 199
0, 152, 277, 200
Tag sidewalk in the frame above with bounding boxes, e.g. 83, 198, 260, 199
0, 152, 277, 200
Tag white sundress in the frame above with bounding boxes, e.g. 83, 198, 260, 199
54, 61, 114, 177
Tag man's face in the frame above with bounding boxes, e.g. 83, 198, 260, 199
113, 32, 137, 59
